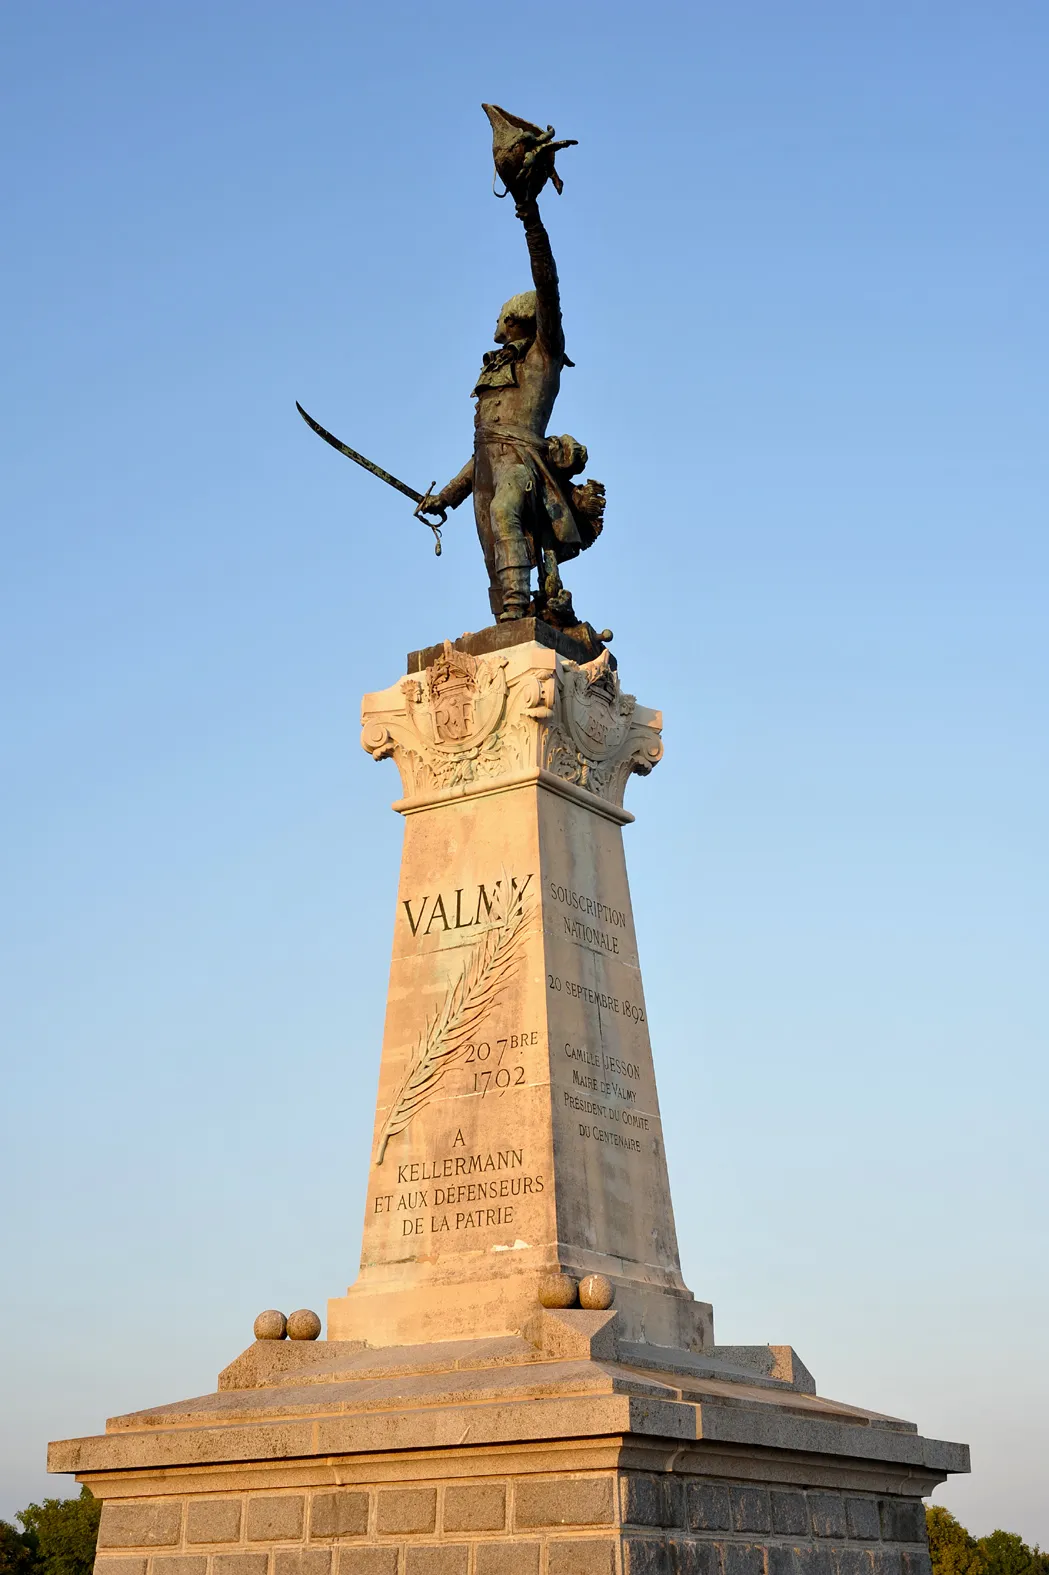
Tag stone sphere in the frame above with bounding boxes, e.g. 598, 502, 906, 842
578, 1274, 615, 1310
286, 1308, 322, 1341
253, 1309, 287, 1341
538, 1273, 579, 1309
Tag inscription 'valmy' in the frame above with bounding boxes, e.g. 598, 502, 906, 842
403, 875, 533, 938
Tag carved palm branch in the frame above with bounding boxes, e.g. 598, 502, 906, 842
375, 881, 531, 1164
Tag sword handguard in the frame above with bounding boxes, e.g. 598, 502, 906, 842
414, 482, 446, 556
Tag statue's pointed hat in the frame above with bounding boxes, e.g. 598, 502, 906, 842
482, 103, 576, 199
483, 103, 544, 148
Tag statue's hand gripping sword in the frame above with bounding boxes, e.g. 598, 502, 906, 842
295, 401, 445, 555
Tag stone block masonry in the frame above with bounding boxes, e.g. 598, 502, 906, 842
93, 1471, 932, 1575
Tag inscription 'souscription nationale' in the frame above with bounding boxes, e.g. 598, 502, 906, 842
548, 880, 628, 955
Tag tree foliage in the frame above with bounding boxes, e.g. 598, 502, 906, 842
927, 1508, 1049, 1575
928, 1507, 987, 1575
0, 1490, 100, 1575
0, 1522, 40, 1575
980, 1531, 1049, 1575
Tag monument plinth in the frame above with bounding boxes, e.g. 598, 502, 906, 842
49, 103, 967, 1575
329, 636, 709, 1353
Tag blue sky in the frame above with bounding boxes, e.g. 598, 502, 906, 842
1, 0, 1046, 1543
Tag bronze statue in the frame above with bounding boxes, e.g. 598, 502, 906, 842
299, 105, 608, 652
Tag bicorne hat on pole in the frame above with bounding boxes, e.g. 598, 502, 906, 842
482, 104, 577, 203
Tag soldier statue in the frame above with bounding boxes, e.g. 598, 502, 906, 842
416, 106, 605, 638
298, 105, 607, 654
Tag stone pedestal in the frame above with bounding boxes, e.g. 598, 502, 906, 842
49, 630, 968, 1575
329, 636, 705, 1352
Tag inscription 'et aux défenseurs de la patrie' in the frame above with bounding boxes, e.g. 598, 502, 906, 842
372, 1140, 545, 1238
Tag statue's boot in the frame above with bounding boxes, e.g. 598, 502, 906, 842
493, 535, 531, 621
496, 564, 531, 621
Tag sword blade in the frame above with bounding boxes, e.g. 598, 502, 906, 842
295, 402, 425, 505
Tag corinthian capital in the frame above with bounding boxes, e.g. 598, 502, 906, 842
360, 640, 662, 822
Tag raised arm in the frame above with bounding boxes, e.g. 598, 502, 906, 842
517, 198, 565, 360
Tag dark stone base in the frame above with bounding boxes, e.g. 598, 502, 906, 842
408, 618, 610, 675
88, 1461, 936, 1575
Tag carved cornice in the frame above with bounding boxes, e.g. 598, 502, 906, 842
361, 641, 662, 815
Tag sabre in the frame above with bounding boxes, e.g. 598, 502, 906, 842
295, 401, 445, 555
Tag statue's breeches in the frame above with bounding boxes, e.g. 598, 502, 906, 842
472, 448, 538, 618
490, 462, 535, 571
473, 449, 538, 581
